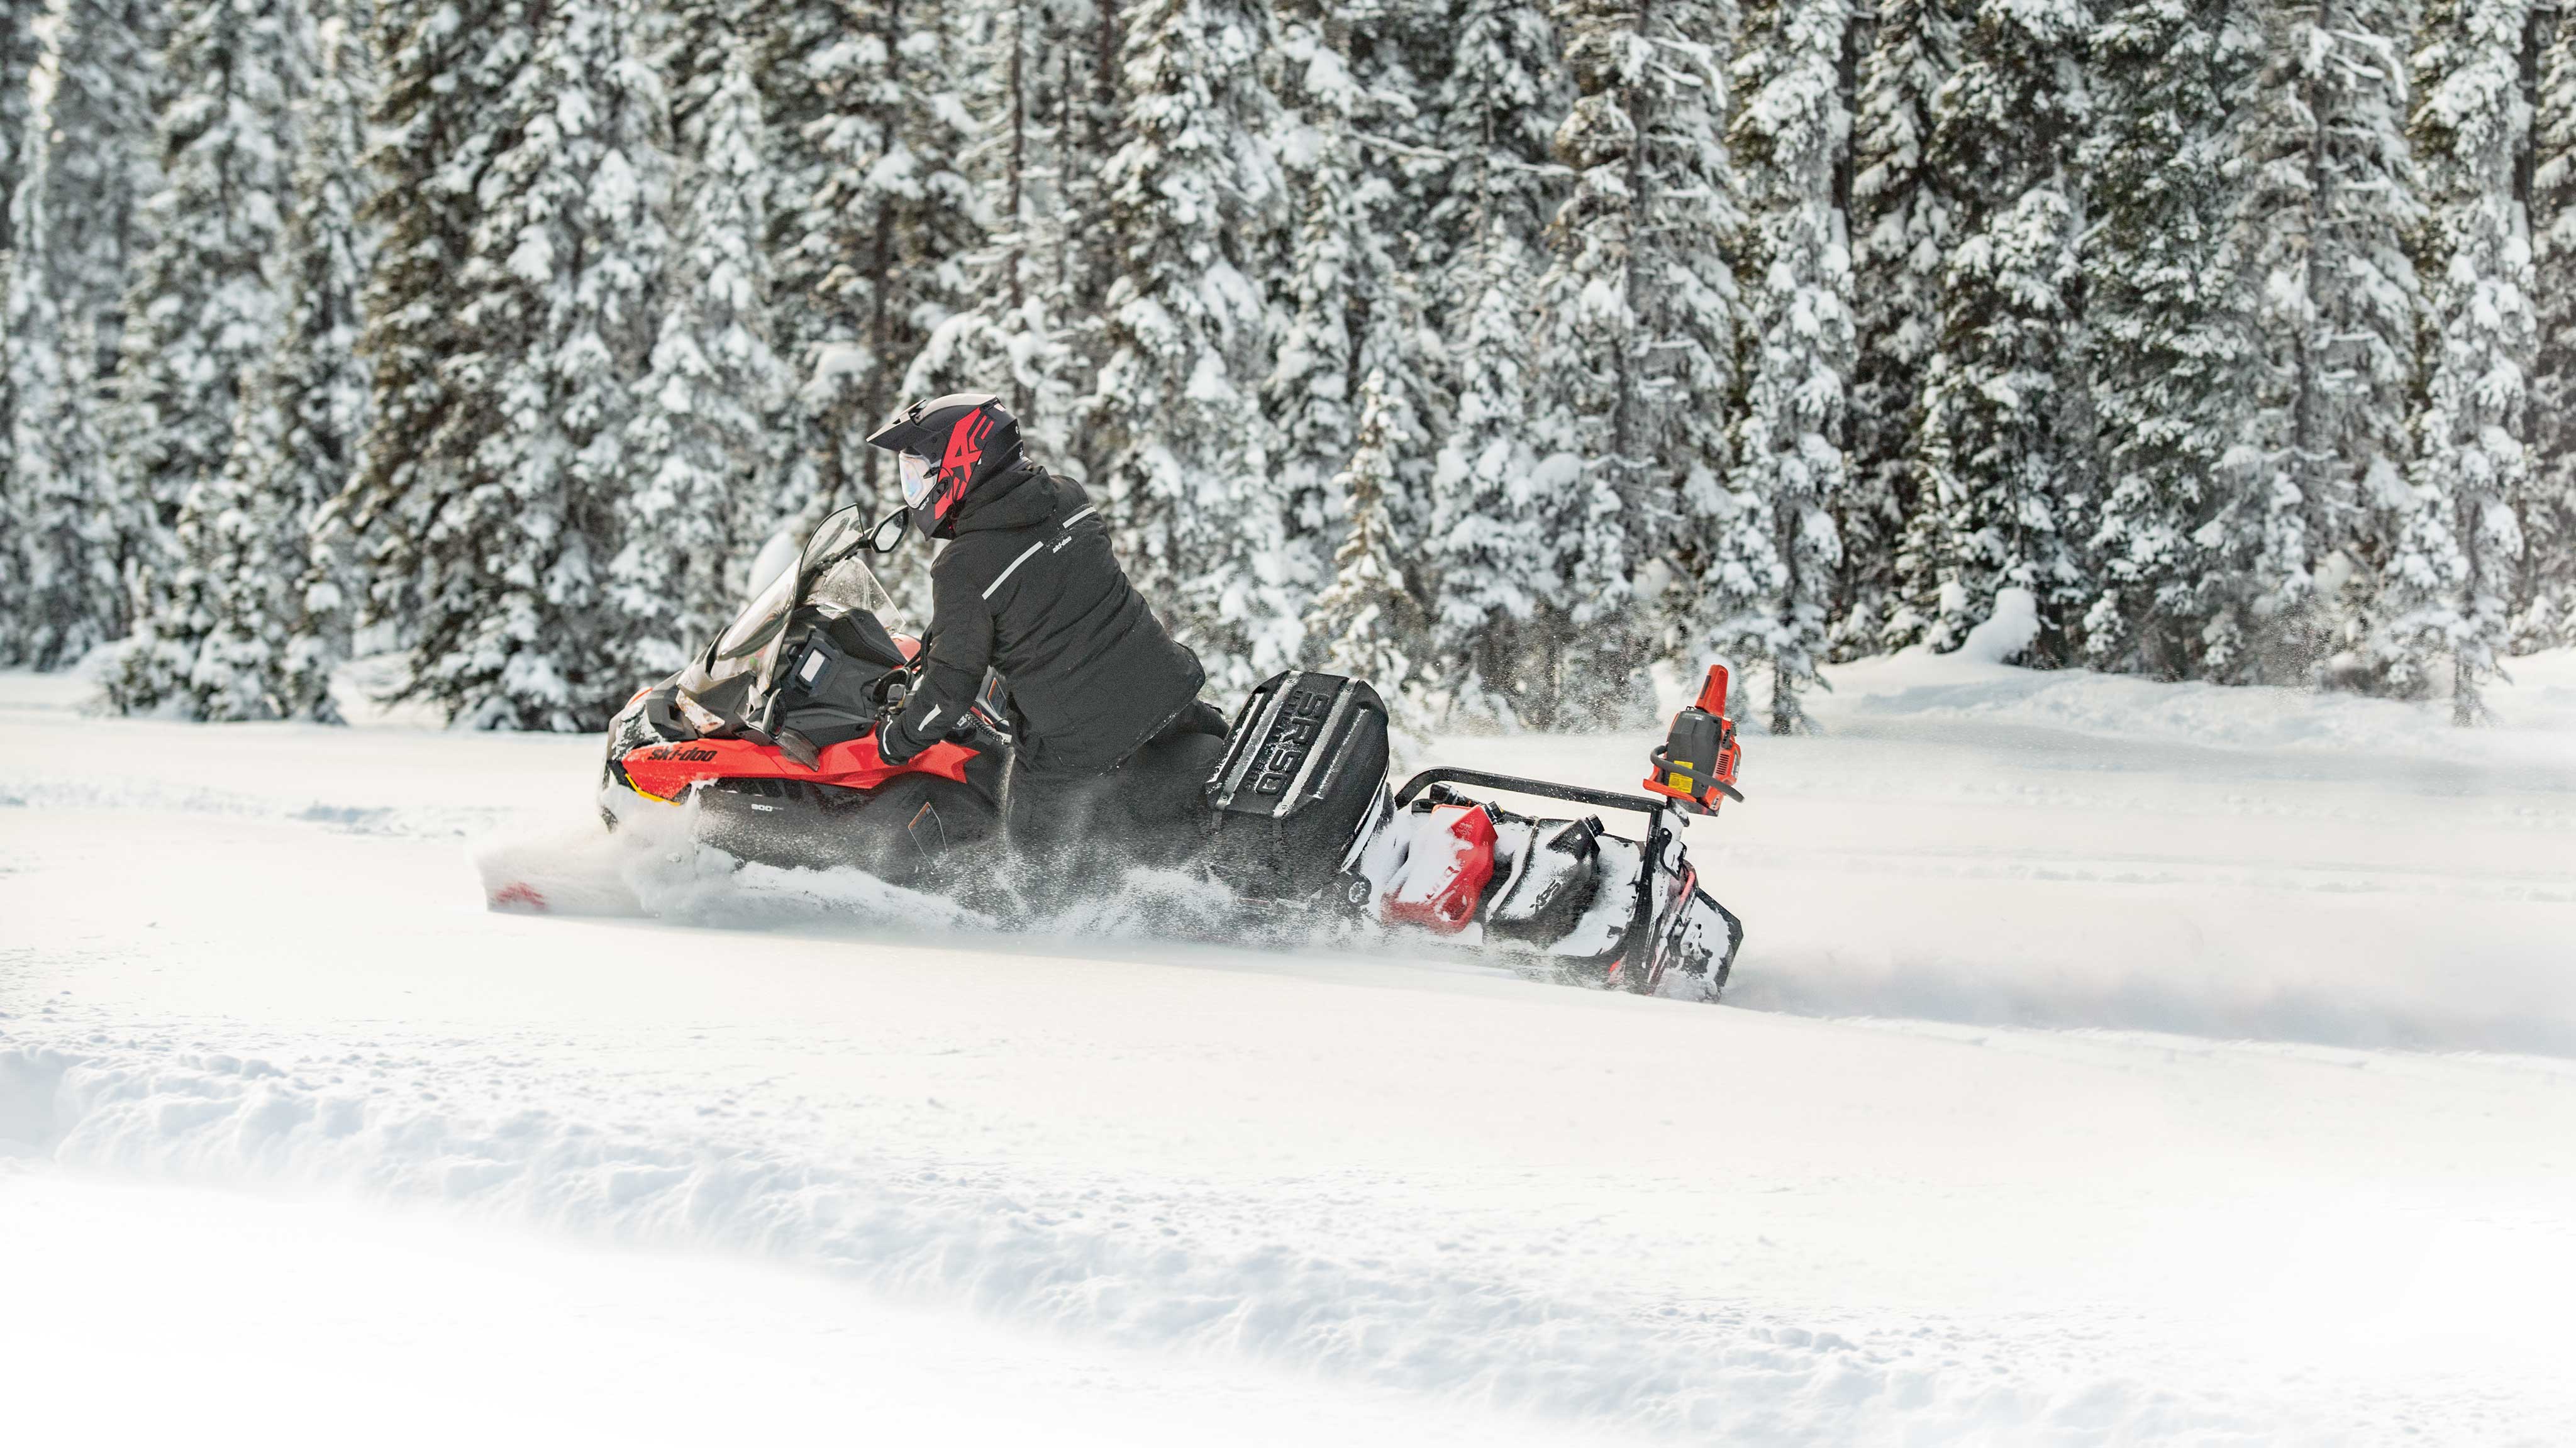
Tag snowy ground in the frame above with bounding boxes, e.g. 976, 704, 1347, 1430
4, 646, 2573, 1445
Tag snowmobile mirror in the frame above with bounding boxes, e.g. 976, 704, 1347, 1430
864, 507, 911, 555
803, 506, 867, 570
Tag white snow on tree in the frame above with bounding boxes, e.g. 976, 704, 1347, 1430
1267, 5, 1446, 657
2387, 0, 2534, 722
107, 1, 376, 722
0, 0, 33, 641
104, 0, 310, 716
614, 41, 789, 677
1091, 0, 1296, 691
347, 0, 672, 729
1846, 0, 1963, 653
2522, 9, 2576, 651
1722, 0, 1855, 734
1909, 0, 2093, 661
16, 0, 2576, 732
0, 0, 167, 670
1307, 368, 1432, 708
2079, 0, 2266, 680
1267, 13, 1368, 587
1427, 250, 1551, 727
1531, 0, 1743, 728
902, 0, 1087, 468
730, 0, 855, 534
1419, 0, 1567, 727
791, 0, 982, 519
2239, 0, 2424, 684
0, 2, 36, 245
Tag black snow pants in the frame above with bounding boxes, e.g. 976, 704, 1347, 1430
1006, 699, 1230, 892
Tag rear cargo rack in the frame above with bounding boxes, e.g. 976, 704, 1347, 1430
1394, 768, 1682, 821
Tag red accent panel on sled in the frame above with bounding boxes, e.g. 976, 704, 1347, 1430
1382, 803, 1499, 934
620, 733, 975, 802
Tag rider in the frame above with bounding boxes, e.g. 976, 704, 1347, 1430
863, 393, 1223, 869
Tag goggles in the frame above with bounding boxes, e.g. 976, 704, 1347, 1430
900, 451, 939, 510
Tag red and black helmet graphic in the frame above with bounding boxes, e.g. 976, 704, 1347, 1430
864, 393, 1023, 538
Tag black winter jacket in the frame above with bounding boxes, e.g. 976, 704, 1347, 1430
881, 465, 1205, 775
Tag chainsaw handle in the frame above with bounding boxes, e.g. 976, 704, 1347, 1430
1643, 745, 1746, 804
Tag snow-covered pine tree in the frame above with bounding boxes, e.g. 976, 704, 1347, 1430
791, 0, 983, 518
1307, 368, 1433, 704
1265, 4, 1446, 652
1332, 0, 1453, 218
1427, 248, 1552, 725
103, 0, 309, 716
613, 43, 791, 677
748, 0, 849, 323
1419, 0, 1568, 726
1724, 0, 1856, 733
1266, 9, 1367, 590
2387, 0, 2536, 721
1090, 0, 1296, 690
1845, 0, 1963, 651
0, 0, 167, 669
105, 0, 374, 722
1006, 0, 1130, 490
2078, 0, 2266, 680
1423, 0, 1566, 324
1328, 3, 1451, 604
641, 0, 804, 567
1907, 0, 2092, 660
0, 2, 35, 246
2237, 0, 2423, 682
345, 0, 484, 648
732, 0, 855, 532
346, 0, 672, 729
0, 1, 36, 643
1531, 0, 1743, 727
902, 0, 1087, 466
2523, 9, 2576, 649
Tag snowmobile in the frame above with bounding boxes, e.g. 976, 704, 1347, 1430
597, 505, 1748, 999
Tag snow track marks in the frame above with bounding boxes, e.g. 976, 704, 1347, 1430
0, 1041, 2277, 1445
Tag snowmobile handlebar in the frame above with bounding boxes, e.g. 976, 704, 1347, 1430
1394, 768, 1697, 822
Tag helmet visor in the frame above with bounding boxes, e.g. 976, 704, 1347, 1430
899, 451, 938, 509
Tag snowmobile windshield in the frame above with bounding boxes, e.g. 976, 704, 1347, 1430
805, 551, 901, 627
712, 556, 799, 667
684, 507, 906, 705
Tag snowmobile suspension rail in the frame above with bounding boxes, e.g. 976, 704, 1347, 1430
1394, 768, 1675, 821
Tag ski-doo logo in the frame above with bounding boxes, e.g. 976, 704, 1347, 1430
1252, 689, 1334, 796
645, 745, 722, 763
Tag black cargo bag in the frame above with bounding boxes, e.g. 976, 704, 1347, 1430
1203, 671, 1391, 900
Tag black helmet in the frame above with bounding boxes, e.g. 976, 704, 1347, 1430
865, 393, 1023, 539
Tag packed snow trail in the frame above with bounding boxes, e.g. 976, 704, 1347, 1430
3, 656, 2573, 1444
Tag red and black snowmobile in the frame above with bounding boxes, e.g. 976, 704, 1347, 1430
601, 506, 1747, 999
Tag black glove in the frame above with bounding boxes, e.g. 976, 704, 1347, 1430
877, 720, 923, 765
874, 670, 924, 763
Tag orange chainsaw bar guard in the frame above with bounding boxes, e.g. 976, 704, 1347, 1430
621, 733, 975, 802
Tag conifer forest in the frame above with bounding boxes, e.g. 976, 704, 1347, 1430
1, 0, 2572, 734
